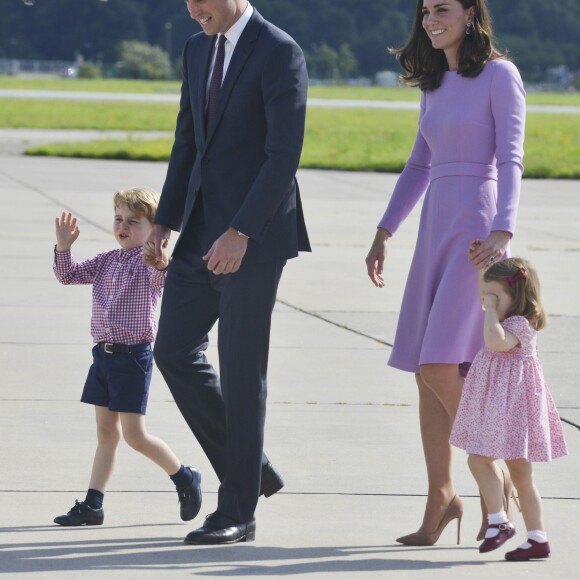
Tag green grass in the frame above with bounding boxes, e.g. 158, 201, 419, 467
1, 78, 578, 178
3, 75, 580, 105
0, 98, 178, 130
310, 85, 420, 101
309, 84, 580, 106
29, 137, 174, 161
302, 108, 417, 172
21, 107, 580, 179
303, 110, 580, 178
524, 114, 580, 178
0, 75, 417, 100
525, 92, 580, 106
0, 75, 181, 94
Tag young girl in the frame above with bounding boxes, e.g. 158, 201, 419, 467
450, 257, 568, 560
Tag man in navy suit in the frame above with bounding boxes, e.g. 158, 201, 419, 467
144, 0, 309, 545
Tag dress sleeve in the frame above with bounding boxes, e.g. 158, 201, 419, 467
501, 315, 531, 346
377, 92, 431, 235
490, 61, 526, 235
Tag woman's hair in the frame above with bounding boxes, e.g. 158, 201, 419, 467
484, 257, 547, 330
113, 187, 160, 223
391, 0, 507, 92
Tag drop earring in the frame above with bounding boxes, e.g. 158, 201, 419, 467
465, 21, 474, 35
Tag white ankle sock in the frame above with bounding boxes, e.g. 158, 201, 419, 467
518, 530, 548, 549
485, 511, 509, 539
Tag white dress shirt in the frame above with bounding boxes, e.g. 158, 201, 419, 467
206, 2, 254, 96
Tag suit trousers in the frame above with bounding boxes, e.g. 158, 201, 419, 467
154, 239, 285, 523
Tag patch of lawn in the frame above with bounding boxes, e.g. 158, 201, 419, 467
309, 85, 420, 102
0, 75, 181, 94
0, 98, 177, 130
24, 108, 580, 179
302, 108, 416, 171
524, 114, 580, 178
28, 137, 174, 162
2, 75, 579, 106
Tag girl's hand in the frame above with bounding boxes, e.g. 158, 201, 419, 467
481, 292, 499, 312
365, 228, 391, 288
468, 230, 511, 271
55, 212, 80, 252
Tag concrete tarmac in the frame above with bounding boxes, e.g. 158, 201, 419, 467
0, 134, 578, 578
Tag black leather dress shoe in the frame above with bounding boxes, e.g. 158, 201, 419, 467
54, 500, 104, 526
184, 512, 256, 545
260, 461, 284, 498
177, 467, 202, 521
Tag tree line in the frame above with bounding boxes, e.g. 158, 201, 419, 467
0, 0, 579, 83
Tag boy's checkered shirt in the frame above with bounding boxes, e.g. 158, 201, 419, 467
54, 246, 166, 345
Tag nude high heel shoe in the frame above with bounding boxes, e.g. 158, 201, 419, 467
476, 468, 521, 541
396, 495, 464, 546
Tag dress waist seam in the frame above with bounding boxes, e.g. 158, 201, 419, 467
430, 162, 498, 182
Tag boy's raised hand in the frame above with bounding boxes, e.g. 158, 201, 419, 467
55, 212, 80, 252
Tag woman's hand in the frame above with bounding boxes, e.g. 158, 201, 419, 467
468, 230, 511, 271
365, 228, 391, 288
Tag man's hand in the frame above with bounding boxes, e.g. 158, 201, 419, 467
55, 212, 80, 252
144, 224, 171, 269
152, 245, 170, 271
203, 228, 248, 275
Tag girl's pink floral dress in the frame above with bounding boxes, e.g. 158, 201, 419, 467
450, 315, 568, 461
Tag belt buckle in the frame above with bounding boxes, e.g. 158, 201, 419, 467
103, 343, 115, 354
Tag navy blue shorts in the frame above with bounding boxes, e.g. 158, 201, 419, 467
81, 343, 153, 415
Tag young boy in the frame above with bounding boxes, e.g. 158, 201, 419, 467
52, 187, 202, 526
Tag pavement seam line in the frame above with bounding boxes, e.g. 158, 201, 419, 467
276, 299, 394, 347
0, 168, 111, 234
276, 300, 579, 434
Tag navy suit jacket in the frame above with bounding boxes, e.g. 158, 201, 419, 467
156, 9, 310, 264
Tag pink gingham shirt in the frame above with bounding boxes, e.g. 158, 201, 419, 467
53, 246, 166, 344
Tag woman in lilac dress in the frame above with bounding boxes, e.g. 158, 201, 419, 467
365, 0, 525, 545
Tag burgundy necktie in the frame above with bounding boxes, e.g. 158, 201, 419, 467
206, 34, 226, 130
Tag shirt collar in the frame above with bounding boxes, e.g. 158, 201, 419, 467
222, 2, 253, 49
117, 246, 142, 261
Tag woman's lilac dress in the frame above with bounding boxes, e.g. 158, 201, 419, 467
450, 315, 568, 461
379, 60, 526, 373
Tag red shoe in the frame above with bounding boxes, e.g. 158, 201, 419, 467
505, 539, 551, 561
479, 522, 516, 553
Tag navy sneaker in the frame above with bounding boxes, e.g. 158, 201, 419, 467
177, 467, 202, 521
54, 500, 104, 526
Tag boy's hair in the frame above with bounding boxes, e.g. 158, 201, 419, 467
113, 187, 160, 223
484, 257, 547, 330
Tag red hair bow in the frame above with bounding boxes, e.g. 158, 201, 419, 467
507, 267, 527, 288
